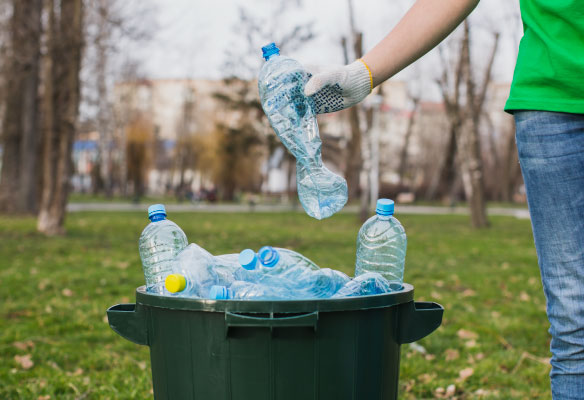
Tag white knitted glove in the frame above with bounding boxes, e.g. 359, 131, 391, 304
304, 59, 373, 114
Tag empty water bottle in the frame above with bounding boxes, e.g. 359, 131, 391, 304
234, 246, 350, 299
238, 246, 319, 279
258, 42, 348, 220
355, 199, 407, 285
138, 204, 188, 294
165, 244, 242, 298
333, 272, 402, 298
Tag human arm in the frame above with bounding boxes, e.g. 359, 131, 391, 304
305, 0, 480, 113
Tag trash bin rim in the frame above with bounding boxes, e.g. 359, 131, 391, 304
135, 283, 414, 313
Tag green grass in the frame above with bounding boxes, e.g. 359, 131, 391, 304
0, 212, 550, 399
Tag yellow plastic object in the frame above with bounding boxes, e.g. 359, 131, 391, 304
165, 274, 186, 293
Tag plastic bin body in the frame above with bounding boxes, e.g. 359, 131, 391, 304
107, 284, 443, 400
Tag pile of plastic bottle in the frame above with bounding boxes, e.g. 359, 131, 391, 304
138, 199, 407, 300
137, 43, 408, 301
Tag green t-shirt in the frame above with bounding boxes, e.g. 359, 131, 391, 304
505, 0, 584, 114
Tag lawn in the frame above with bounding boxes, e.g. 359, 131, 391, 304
0, 211, 550, 399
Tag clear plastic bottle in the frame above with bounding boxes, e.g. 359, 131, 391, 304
210, 267, 350, 300
138, 204, 188, 294
216, 246, 351, 299
164, 244, 242, 298
355, 199, 407, 285
258, 42, 348, 220
332, 272, 402, 298
238, 246, 320, 281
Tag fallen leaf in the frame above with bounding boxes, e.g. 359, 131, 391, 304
431, 291, 443, 300
116, 261, 129, 269
38, 279, 50, 290
13, 340, 34, 351
519, 291, 530, 301
457, 329, 478, 340
435, 280, 444, 288
491, 311, 501, 318
37, 396, 50, 400
461, 289, 476, 298
501, 262, 510, 269
445, 384, 456, 396
476, 353, 485, 360
458, 367, 474, 381
67, 368, 83, 376
465, 339, 477, 348
15, 354, 34, 370
62, 288, 73, 297
425, 354, 436, 361
528, 277, 538, 285
444, 349, 459, 361
418, 373, 436, 384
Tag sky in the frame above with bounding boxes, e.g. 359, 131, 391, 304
122, 0, 522, 91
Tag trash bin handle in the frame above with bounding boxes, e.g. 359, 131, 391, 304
107, 303, 148, 346
397, 301, 444, 344
225, 311, 318, 336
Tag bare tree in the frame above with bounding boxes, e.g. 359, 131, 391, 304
0, 0, 42, 214
218, 1, 316, 200
37, 0, 84, 235
397, 96, 420, 187
81, 0, 154, 197
343, 0, 364, 204
435, 21, 497, 228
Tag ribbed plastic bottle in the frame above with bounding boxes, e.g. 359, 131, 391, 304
355, 199, 407, 285
138, 204, 188, 294
332, 272, 402, 298
258, 42, 348, 220
164, 244, 242, 298
219, 246, 350, 299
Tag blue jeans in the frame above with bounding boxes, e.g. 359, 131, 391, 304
515, 111, 584, 399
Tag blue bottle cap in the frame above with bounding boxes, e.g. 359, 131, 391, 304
148, 204, 167, 220
375, 199, 394, 216
258, 246, 280, 268
239, 249, 258, 270
261, 42, 280, 60
209, 285, 230, 300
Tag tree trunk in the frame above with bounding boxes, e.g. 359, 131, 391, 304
342, 31, 364, 202
500, 118, 521, 202
0, 0, 42, 214
460, 21, 489, 228
398, 97, 420, 187
38, 0, 84, 236
95, 0, 113, 197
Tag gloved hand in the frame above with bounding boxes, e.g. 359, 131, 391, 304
304, 59, 373, 114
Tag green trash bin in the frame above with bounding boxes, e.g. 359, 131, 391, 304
107, 284, 443, 400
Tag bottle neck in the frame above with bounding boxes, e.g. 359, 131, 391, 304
149, 214, 166, 222
265, 53, 280, 61
376, 213, 392, 221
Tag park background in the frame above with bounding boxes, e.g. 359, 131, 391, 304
0, 0, 551, 399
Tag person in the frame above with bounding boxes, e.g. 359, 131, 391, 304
304, 0, 584, 398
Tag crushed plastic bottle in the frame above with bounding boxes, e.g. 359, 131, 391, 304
207, 246, 351, 300
355, 199, 407, 284
332, 272, 402, 298
258, 42, 348, 220
210, 266, 350, 300
165, 244, 243, 298
138, 204, 188, 294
